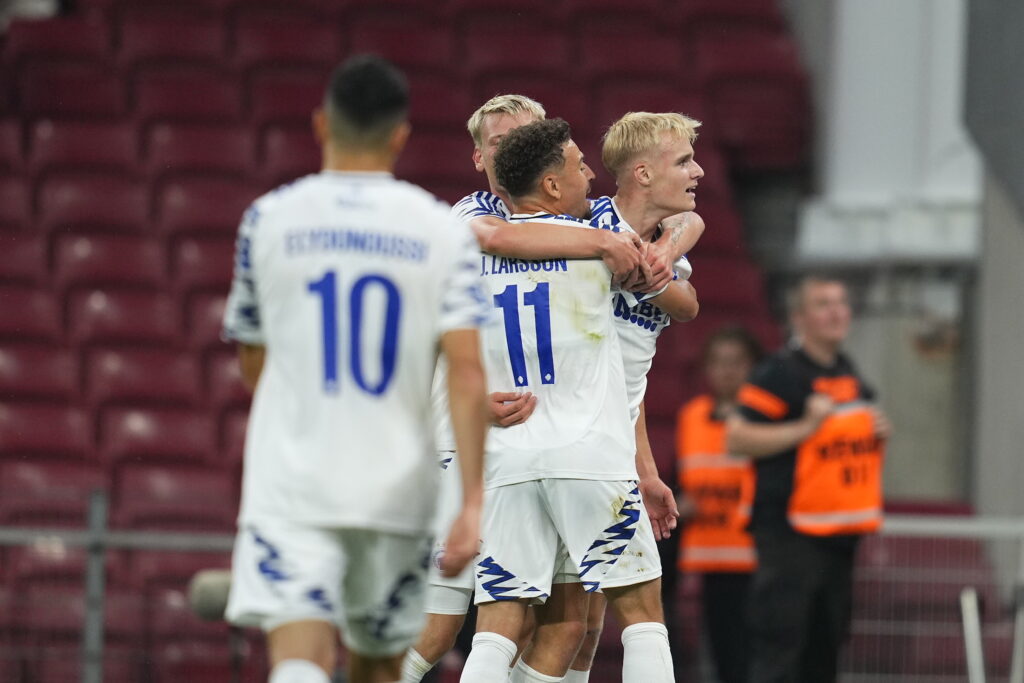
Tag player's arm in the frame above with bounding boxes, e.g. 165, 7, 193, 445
726, 393, 834, 458
648, 279, 699, 322
237, 344, 265, 392
644, 212, 705, 289
635, 401, 679, 540
439, 328, 489, 577
471, 215, 647, 287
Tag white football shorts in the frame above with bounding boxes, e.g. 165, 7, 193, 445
473, 479, 662, 605
425, 451, 475, 615
226, 518, 430, 657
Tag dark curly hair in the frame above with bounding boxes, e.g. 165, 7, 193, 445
494, 118, 572, 199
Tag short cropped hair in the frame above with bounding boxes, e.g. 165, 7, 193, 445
494, 118, 571, 199
324, 54, 409, 148
601, 112, 701, 178
786, 272, 849, 315
466, 94, 546, 147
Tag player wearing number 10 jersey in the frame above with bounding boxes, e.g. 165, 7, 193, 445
220, 56, 490, 683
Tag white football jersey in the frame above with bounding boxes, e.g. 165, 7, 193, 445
479, 213, 637, 488
223, 171, 490, 533
590, 196, 693, 422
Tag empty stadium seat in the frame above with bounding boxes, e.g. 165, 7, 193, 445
145, 123, 253, 179
232, 12, 339, 72
463, 19, 570, 79
408, 75, 475, 132
248, 68, 324, 128
690, 199, 746, 255
688, 255, 767, 311
0, 120, 22, 173
157, 177, 256, 238
348, 14, 455, 76
396, 132, 479, 190
135, 67, 242, 124
186, 292, 229, 352
449, 0, 558, 21
28, 120, 139, 179
260, 125, 319, 186
28, 645, 141, 683
150, 586, 231, 641
130, 549, 230, 593
68, 288, 180, 346
2, 16, 111, 69
117, 7, 226, 69
38, 175, 148, 233
86, 348, 202, 408
171, 236, 235, 296
221, 409, 247, 465
676, 0, 787, 41
7, 541, 127, 587
0, 403, 91, 459
0, 459, 106, 526
0, 175, 30, 229
0, 232, 46, 285
20, 585, 141, 641
0, 344, 77, 402
100, 407, 216, 464
206, 351, 251, 416
151, 641, 262, 683
0, 286, 61, 342
579, 24, 685, 82
593, 83, 708, 136
19, 63, 126, 119
54, 234, 166, 292
111, 462, 236, 530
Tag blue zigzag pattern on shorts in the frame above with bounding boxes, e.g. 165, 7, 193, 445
578, 487, 642, 592
476, 555, 547, 602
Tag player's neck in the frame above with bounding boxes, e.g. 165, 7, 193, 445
487, 183, 514, 209
800, 336, 841, 367
511, 196, 565, 217
322, 145, 395, 173
612, 190, 669, 242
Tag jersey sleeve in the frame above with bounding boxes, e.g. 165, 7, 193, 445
737, 356, 801, 424
438, 220, 492, 333
452, 191, 509, 222
222, 203, 265, 345
675, 255, 692, 281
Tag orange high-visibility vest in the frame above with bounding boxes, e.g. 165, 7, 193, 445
788, 400, 885, 536
676, 395, 756, 573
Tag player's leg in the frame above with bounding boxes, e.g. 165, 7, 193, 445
512, 580, 588, 682
338, 529, 432, 683
463, 600, 530, 683
401, 587, 472, 682
564, 592, 606, 682
225, 520, 346, 682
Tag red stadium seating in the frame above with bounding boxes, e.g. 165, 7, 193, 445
134, 66, 242, 124
231, 12, 339, 72
0, 120, 23, 173
131, 549, 230, 592
100, 407, 216, 464
28, 120, 139, 178
396, 131, 479, 190
85, 348, 202, 408
145, 123, 253, 179
20, 585, 141, 640
248, 68, 324, 128
463, 19, 570, 79
260, 125, 319, 186
593, 82, 708, 136
0, 403, 91, 459
149, 587, 231, 641
688, 255, 767, 312
0, 286, 61, 342
7, 542, 127, 586
151, 641, 264, 683
186, 292, 230, 352
111, 462, 236, 530
408, 75, 475, 132
676, 0, 787, 41
157, 177, 256, 238
68, 289, 180, 346
53, 234, 166, 292
0, 459, 106, 526
2, 16, 111, 68
117, 8, 226, 69
221, 409, 247, 465
472, 75, 589, 133
691, 199, 746, 255
28, 646, 141, 683
0, 232, 46, 285
579, 24, 686, 82
206, 352, 250, 419
171, 236, 235, 296
348, 14, 455, 76
38, 175, 148, 233
0, 175, 30, 229
18, 63, 126, 119
0, 344, 77, 402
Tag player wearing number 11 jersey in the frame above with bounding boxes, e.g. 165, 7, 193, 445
221, 56, 490, 683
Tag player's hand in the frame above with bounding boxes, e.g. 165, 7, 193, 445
489, 391, 537, 427
600, 231, 644, 288
640, 476, 680, 541
872, 407, 893, 441
803, 393, 835, 430
440, 505, 481, 578
636, 243, 674, 294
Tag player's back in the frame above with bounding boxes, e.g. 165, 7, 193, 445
224, 171, 484, 532
479, 214, 636, 488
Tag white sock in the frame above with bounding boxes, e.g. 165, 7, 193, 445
510, 658, 563, 682
459, 632, 519, 683
269, 658, 331, 683
563, 669, 591, 683
400, 648, 434, 683
621, 622, 674, 683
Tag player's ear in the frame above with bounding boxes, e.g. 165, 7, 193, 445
633, 160, 652, 187
543, 173, 560, 201
388, 121, 412, 159
472, 147, 485, 173
312, 108, 329, 147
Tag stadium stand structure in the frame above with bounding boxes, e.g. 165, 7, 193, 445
0, 1, 809, 679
